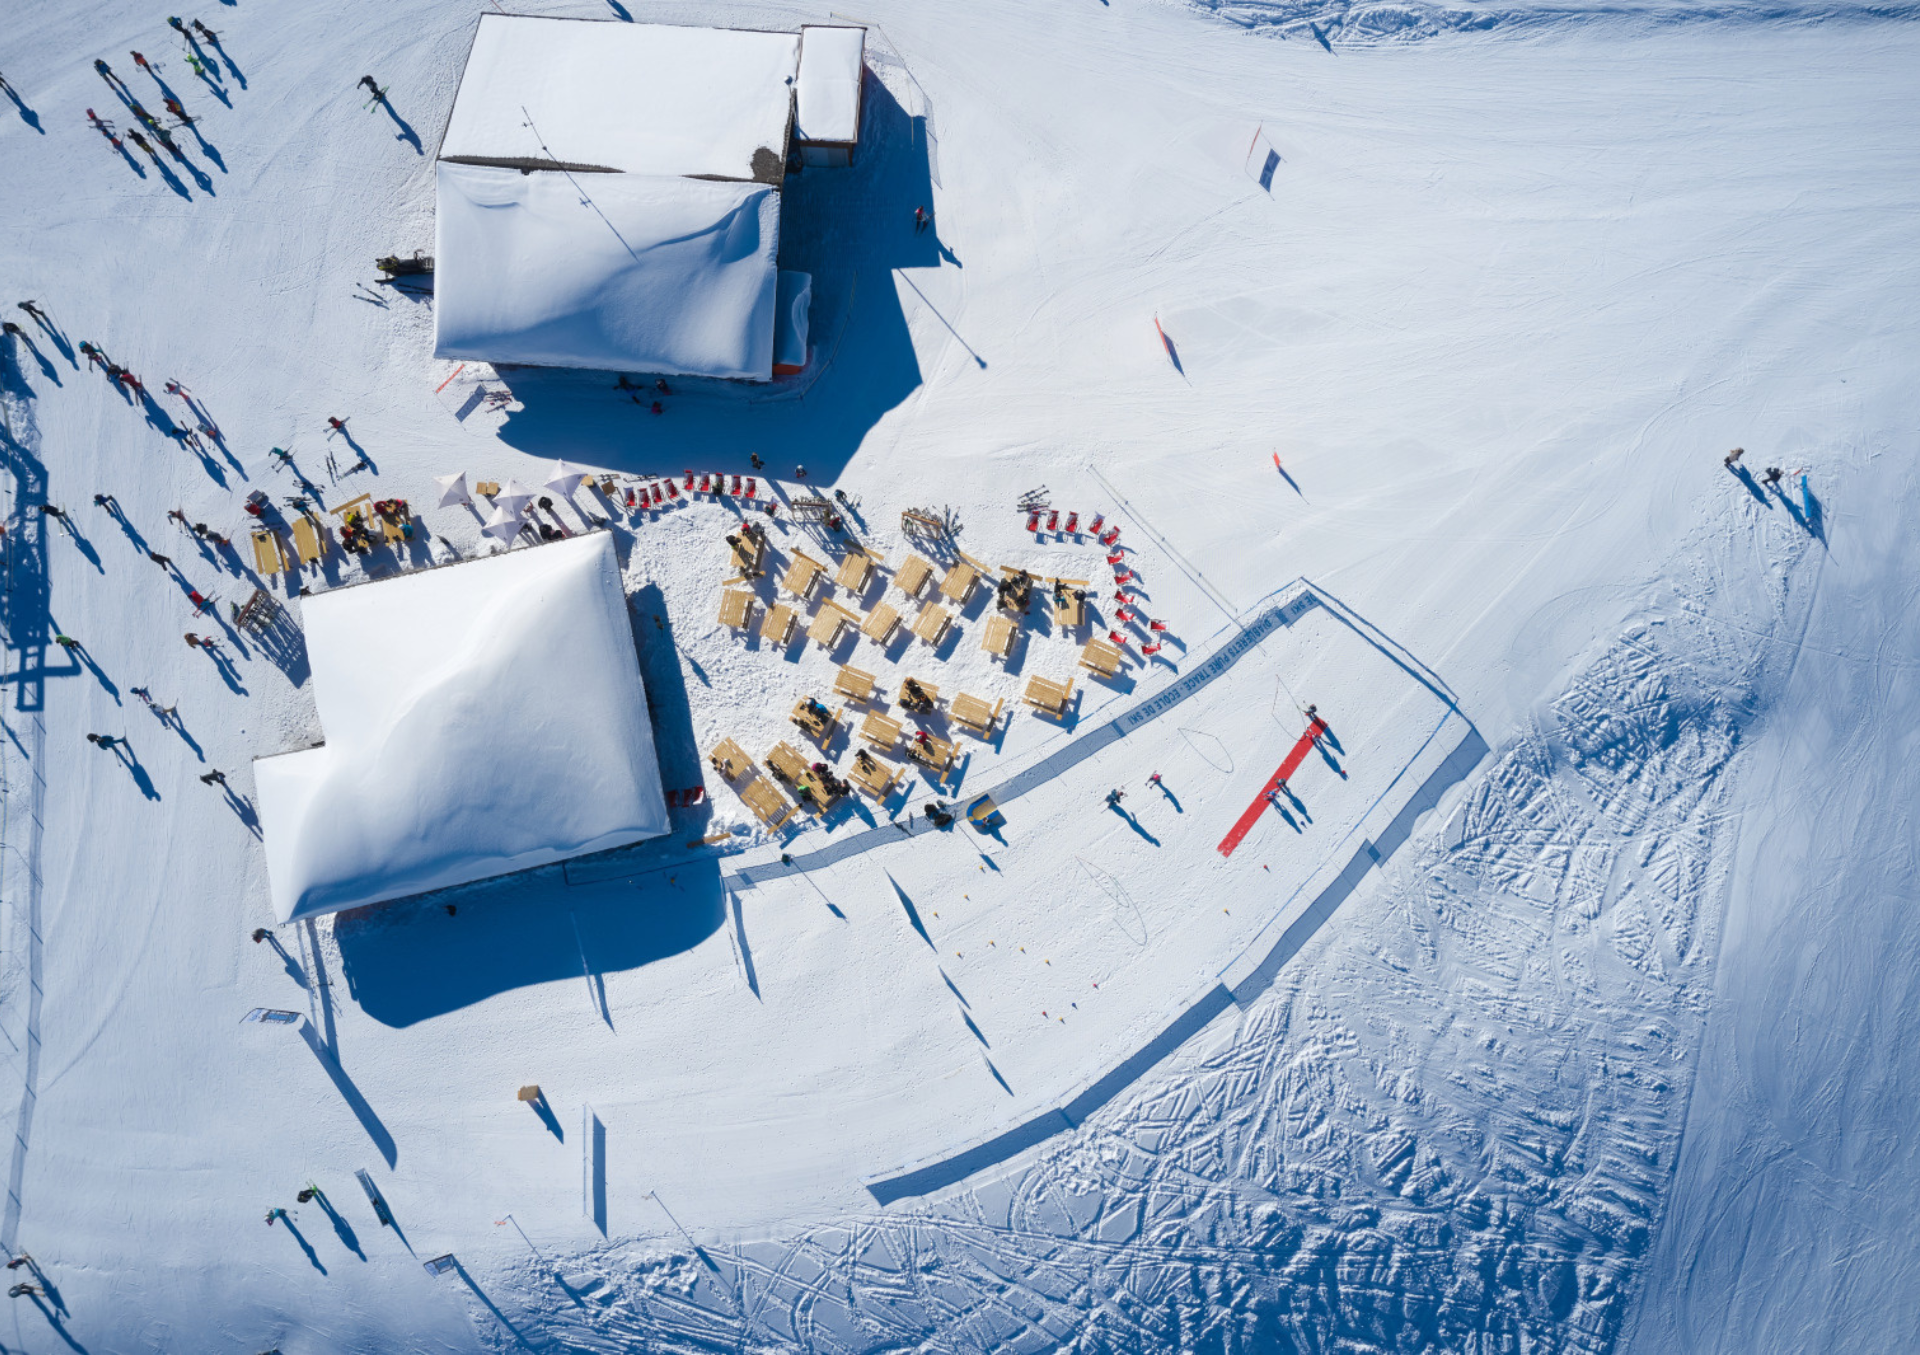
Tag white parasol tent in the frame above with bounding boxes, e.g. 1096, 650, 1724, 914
435, 471, 473, 507
496, 478, 538, 515
480, 502, 525, 542
545, 460, 589, 497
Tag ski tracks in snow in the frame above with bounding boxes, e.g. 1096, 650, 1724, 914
459, 502, 1818, 1353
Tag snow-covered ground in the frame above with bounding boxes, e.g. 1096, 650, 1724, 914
2, 0, 1917, 1351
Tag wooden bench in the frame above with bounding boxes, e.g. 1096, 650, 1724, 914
718, 588, 755, 629
807, 600, 860, 649
980, 613, 1016, 661
739, 776, 798, 831
848, 748, 904, 801
762, 602, 798, 646
861, 601, 900, 644
939, 558, 980, 604
329, 493, 374, 524
905, 730, 958, 782
860, 709, 903, 752
790, 697, 841, 743
781, 550, 828, 600
291, 514, 329, 565
898, 676, 940, 714
1023, 674, 1076, 721
951, 693, 1005, 739
250, 529, 291, 575
834, 665, 879, 704
911, 602, 952, 646
833, 547, 882, 594
895, 554, 934, 599
1079, 637, 1125, 678
707, 737, 754, 781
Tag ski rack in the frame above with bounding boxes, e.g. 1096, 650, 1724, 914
788, 495, 837, 521
902, 505, 964, 541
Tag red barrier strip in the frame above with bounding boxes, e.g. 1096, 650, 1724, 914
1217, 719, 1329, 858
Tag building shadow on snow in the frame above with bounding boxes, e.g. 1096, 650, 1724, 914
486, 76, 936, 487
334, 861, 726, 1027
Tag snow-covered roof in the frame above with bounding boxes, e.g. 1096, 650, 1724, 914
254, 532, 668, 922
432, 161, 781, 379
440, 15, 799, 181
795, 26, 865, 146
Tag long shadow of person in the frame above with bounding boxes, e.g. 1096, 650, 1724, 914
281, 1215, 328, 1274
20, 306, 77, 366
312, 1190, 367, 1260
1729, 461, 1771, 506
110, 741, 161, 801
6, 330, 61, 386
3, 80, 43, 134
1108, 802, 1161, 846
380, 96, 423, 155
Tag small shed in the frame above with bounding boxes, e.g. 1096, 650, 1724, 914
793, 26, 866, 167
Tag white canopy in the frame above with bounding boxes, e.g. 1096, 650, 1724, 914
480, 502, 524, 541
254, 532, 669, 921
433, 163, 782, 380
545, 460, 588, 496
496, 477, 538, 514
440, 16, 798, 181
795, 27, 865, 145
435, 471, 472, 507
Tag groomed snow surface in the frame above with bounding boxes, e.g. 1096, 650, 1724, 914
2, 0, 1919, 1352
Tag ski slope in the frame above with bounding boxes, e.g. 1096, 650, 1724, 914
2, 0, 1918, 1351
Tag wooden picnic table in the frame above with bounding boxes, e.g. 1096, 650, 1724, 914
860, 709, 903, 751
790, 697, 841, 743
898, 676, 940, 713
291, 514, 329, 565
718, 588, 755, 629
1023, 674, 1076, 720
767, 740, 811, 783
848, 748, 904, 801
378, 504, 412, 546
727, 532, 766, 576
895, 554, 934, 599
980, 613, 1016, 660
1042, 577, 1092, 629
1079, 637, 1125, 678
762, 602, 798, 646
861, 601, 900, 644
807, 601, 859, 648
951, 693, 1005, 738
834, 547, 882, 593
768, 741, 842, 812
781, 550, 828, 599
904, 730, 958, 780
834, 664, 878, 704
474, 480, 501, 498
739, 776, 797, 830
938, 558, 979, 604
911, 601, 952, 646
707, 737, 754, 781
250, 529, 290, 576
